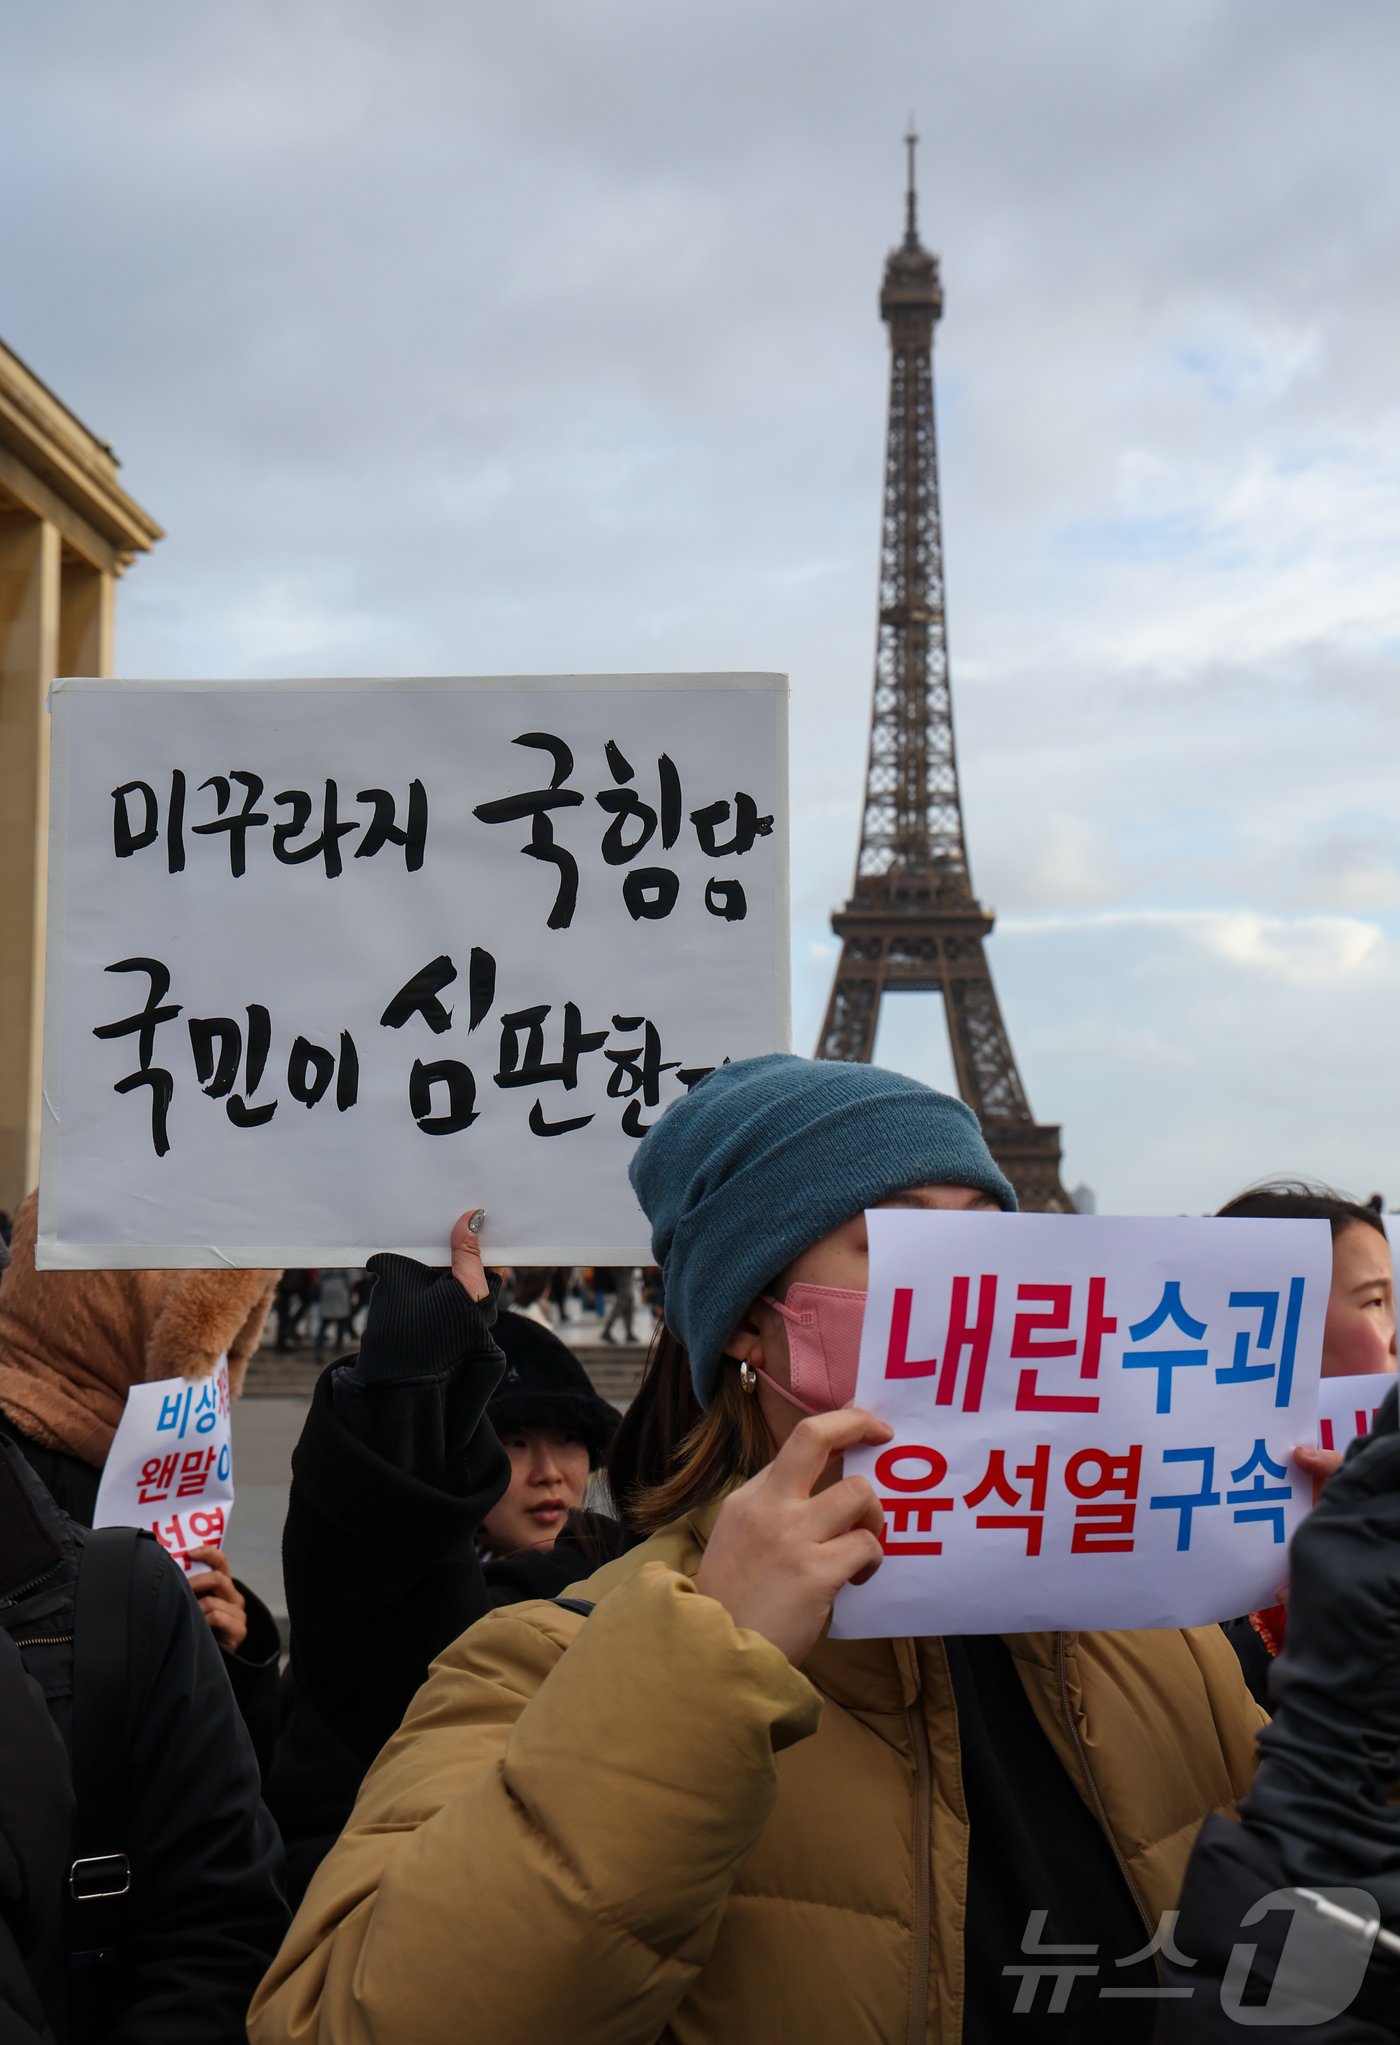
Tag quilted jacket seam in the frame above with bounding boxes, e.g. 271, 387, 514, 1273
727, 1890, 910, 1928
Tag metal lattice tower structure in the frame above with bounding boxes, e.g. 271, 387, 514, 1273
816, 132, 1071, 1212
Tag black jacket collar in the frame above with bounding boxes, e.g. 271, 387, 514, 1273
0, 1433, 74, 1616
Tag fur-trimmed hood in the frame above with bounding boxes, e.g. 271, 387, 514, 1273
0, 1192, 278, 1470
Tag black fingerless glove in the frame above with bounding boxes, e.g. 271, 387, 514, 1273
1240, 1382, 1400, 1913
350, 1253, 501, 1384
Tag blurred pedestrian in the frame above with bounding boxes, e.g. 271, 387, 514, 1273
312, 1270, 354, 1353
590, 1265, 614, 1318
602, 1264, 640, 1343
508, 1267, 554, 1327
273, 1272, 314, 1351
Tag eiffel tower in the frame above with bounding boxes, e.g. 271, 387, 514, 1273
816, 133, 1072, 1212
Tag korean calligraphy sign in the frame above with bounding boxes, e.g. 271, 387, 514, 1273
39, 674, 789, 1267
831, 1211, 1331, 1638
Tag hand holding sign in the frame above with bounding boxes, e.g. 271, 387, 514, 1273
450, 1208, 491, 1304
186, 1545, 248, 1653
353, 1219, 497, 1391
694, 1408, 892, 1666
93, 1355, 235, 1571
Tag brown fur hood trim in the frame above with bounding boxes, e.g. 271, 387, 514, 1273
0, 1191, 278, 1469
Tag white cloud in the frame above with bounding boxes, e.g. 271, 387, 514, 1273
1001, 906, 1390, 986
4, 0, 1400, 1216
988, 907, 1400, 1212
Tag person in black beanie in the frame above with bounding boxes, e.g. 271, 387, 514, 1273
265, 1208, 630, 1902
472, 1304, 622, 1594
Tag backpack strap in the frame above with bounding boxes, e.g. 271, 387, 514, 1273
68, 1525, 140, 1964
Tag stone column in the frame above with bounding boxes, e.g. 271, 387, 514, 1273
59, 556, 115, 678
0, 514, 60, 1210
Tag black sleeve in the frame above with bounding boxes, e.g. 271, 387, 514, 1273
0, 1933, 57, 2045
218, 1580, 283, 1781
1157, 1814, 1400, 2044
281, 1268, 510, 1763
0, 1634, 70, 2045
109, 1544, 288, 2045
328, 1257, 507, 1485
262, 1672, 366, 1912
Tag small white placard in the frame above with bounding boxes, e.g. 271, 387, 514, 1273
93, 1357, 234, 1571
1316, 1371, 1393, 1454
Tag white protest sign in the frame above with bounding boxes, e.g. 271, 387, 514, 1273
93, 1357, 234, 1571
831, 1211, 1330, 1639
39, 675, 789, 1267
1317, 1371, 1394, 1453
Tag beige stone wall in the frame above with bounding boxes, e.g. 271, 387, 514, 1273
0, 517, 59, 1213
0, 344, 157, 1216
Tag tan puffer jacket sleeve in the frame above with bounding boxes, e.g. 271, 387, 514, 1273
248, 1562, 822, 2045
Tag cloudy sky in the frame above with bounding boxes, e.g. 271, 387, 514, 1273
6, 0, 1399, 1214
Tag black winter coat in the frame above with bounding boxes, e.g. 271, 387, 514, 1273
1157, 1812, 1399, 2042
0, 1435, 289, 2044
7, 1428, 283, 1778
269, 1285, 633, 1899
0, 1629, 70, 2044
277, 1345, 506, 1768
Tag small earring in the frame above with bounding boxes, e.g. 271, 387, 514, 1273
739, 1360, 758, 1395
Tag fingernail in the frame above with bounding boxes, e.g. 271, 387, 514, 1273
466, 1208, 486, 1236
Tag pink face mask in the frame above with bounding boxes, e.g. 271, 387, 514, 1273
746, 1282, 869, 1415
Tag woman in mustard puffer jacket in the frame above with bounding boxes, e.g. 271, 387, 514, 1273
250, 1055, 1271, 2045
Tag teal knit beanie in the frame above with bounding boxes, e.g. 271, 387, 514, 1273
629, 1053, 1017, 1408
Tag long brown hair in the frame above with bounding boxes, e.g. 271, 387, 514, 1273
605, 1323, 775, 1536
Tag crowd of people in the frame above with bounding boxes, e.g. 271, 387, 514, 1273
270, 1263, 660, 1354
0, 1052, 1396, 2042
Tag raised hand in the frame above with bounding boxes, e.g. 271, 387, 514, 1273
355, 1205, 495, 1383
449, 1208, 491, 1303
